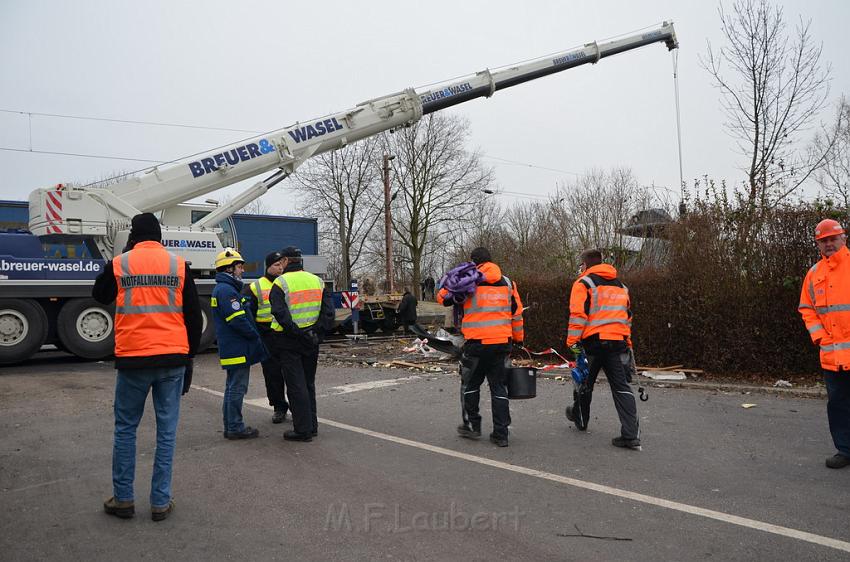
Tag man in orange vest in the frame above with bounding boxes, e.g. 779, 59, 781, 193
798, 218, 850, 469
438, 247, 524, 447
565, 249, 639, 450
243, 251, 289, 424
92, 213, 202, 521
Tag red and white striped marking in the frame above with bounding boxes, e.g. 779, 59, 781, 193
45, 188, 63, 234
342, 291, 360, 309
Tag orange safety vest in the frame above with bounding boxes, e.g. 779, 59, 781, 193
567, 264, 631, 347
459, 275, 523, 344
112, 241, 188, 357
799, 245, 850, 372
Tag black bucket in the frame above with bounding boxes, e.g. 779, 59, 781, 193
505, 367, 537, 399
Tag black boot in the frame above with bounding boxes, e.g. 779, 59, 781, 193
457, 423, 481, 440
284, 430, 313, 442
489, 432, 509, 447
612, 436, 641, 450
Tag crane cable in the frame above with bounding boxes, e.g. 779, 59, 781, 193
672, 49, 685, 210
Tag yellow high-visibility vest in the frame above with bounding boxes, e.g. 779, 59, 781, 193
270, 270, 324, 330
250, 277, 274, 323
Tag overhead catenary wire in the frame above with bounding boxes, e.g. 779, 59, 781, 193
1, 108, 586, 186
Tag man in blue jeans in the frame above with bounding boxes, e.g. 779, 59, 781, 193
93, 213, 202, 521
211, 248, 268, 439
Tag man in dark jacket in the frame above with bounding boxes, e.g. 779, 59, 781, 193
396, 288, 418, 334
269, 247, 335, 442
243, 251, 289, 424
211, 248, 268, 440
92, 213, 201, 522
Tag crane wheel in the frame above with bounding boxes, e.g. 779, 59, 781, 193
197, 296, 216, 352
57, 298, 115, 360
0, 299, 49, 365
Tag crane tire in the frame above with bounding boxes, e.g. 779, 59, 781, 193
0, 299, 49, 365
57, 298, 115, 360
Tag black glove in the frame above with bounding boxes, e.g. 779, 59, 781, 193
181, 359, 194, 395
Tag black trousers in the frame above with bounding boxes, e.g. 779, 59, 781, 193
460, 346, 510, 438
260, 331, 288, 413
573, 339, 639, 440
824, 369, 850, 457
279, 347, 319, 435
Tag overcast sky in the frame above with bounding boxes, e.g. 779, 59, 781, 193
2, 0, 848, 215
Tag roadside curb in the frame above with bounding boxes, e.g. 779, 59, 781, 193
536, 370, 826, 398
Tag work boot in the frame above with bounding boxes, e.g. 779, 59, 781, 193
103, 496, 135, 519
489, 432, 509, 447
826, 454, 850, 469
224, 426, 260, 440
612, 436, 641, 450
457, 424, 481, 440
283, 430, 313, 442
151, 499, 175, 522
272, 410, 287, 424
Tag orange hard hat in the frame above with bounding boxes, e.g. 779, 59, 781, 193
815, 219, 845, 240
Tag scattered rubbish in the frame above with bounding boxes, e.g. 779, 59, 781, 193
641, 371, 686, 381
402, 338, 450, 360
773, 379, 792, 388
741, 403, 757, 409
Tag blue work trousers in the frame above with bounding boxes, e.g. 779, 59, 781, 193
112, 366, 184, 508
223, 366, 251, 433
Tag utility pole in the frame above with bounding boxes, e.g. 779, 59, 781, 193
383, 153, 395, 293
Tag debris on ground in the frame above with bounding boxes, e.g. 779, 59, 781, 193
641, 371, 687, 381
773, 379, 793, 388
402, 338, 450, 360
741, 403, 758, 409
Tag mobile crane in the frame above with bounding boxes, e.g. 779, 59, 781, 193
1, 22, 678, 364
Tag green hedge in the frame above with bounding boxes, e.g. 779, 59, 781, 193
515, 204, 847, 375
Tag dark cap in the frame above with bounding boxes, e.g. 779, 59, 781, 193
130, 213, 162, 242
470, 246, 492, 265
280, 246, 302, 258
265, 251, 283, 268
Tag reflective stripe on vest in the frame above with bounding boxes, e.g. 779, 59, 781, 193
461, 276, 512, 341
271, 270, 324, 330
576, 274, 631, 340
250, 277, 274, 323
116, 251, 181, 315
112, 242, 188, 357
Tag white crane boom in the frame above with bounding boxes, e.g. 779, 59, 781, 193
28, 22, 677, 270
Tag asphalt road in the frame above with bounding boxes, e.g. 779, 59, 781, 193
1, 351, 848, 561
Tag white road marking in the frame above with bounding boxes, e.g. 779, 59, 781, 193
324, 375, 422, 396
191, 384, 850, 554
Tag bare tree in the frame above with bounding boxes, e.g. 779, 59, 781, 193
292, 136, 383, 288
814, 98, 850, 207
702, 0, 832, 208
383, 114, 493, 297
541, 167, 655, 269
